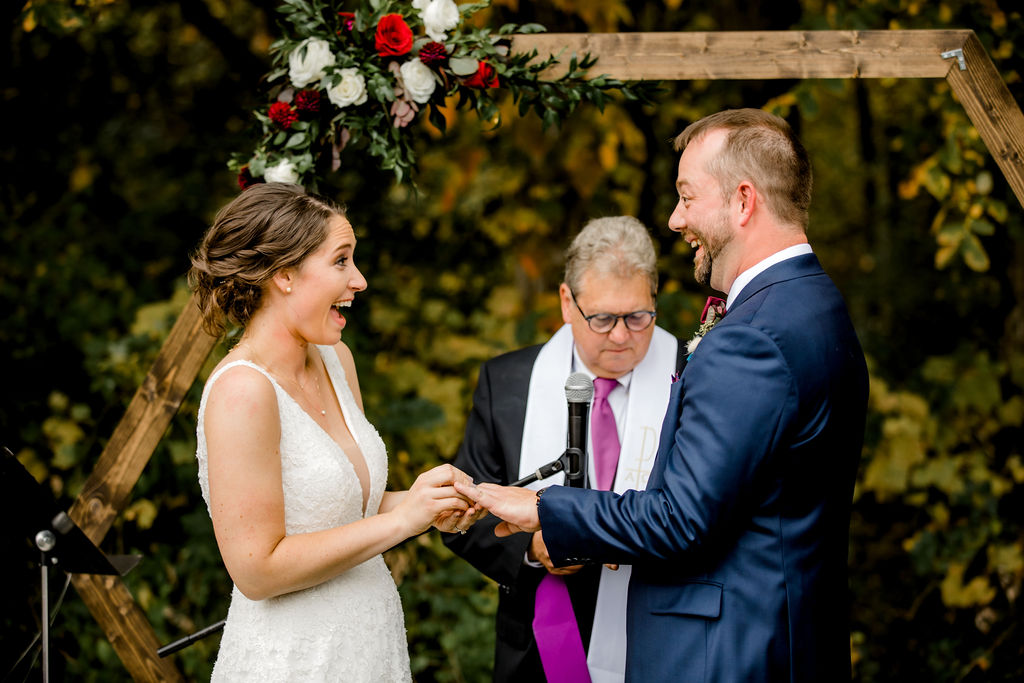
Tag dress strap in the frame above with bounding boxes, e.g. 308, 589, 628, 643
202, 359, 279, 403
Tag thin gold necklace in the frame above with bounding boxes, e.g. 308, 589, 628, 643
237, 343, 327, 417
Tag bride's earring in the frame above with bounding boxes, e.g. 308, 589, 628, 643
286, 286, 292, 293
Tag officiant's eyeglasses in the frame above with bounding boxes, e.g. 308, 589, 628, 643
570, 288, 657, 334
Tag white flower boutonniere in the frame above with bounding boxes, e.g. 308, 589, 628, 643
686, 296, 727, 357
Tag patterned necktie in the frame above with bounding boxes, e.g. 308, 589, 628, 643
591, 377, 621, 491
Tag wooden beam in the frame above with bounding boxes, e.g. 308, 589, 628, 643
945, 32, 1024, 209
70, 574, 185, 682
67, 294, 216, 680
511, 30, 972, 81
69, 294, 218, 544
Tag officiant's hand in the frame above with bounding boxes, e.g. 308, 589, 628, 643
529, 531, 583, 575
453, 481, 540, 535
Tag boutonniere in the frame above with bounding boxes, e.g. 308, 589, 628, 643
686, 296, 727, 357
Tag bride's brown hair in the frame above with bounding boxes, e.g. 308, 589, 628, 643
188, 183, 345, 336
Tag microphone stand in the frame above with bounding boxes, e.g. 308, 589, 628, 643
2, 446, 140, 682
510, 449, 570, 487
157, 619, 226, 657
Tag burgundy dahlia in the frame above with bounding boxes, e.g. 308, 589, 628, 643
237, 165, 258, 190
294, 89, 321, 116
268, 101, 298, 129
418, 41, 448, 68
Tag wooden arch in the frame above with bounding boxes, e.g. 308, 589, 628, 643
65, 29, 1023, 680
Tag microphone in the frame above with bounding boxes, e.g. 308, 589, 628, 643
509, 372, 594, 488
564, 372, 593, 489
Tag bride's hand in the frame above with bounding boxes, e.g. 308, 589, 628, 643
433, 502, 488, 534
393, 464, 473, 537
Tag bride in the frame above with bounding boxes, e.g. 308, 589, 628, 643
189, 182, 480, 681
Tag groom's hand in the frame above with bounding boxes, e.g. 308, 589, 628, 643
453, 481, 541, 535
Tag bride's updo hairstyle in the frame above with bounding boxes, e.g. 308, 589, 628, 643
189, 183, 344, 336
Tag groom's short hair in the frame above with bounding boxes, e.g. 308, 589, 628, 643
674, 108, 812, 230
563, 216, 658, 300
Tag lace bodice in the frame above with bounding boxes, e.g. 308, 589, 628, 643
195, 344, 411, 682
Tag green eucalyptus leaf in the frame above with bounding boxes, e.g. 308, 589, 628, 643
518, 23, 546, 34
449, 57, 480, 76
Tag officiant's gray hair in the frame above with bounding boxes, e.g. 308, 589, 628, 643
564, 216, 657, 299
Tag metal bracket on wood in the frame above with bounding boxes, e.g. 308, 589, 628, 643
941, 48, 966, 71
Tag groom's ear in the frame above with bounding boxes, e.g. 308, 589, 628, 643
734, 181, 757, 226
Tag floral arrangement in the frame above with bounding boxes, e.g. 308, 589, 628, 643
230, 0, 657, 187
686, 296, 727, 358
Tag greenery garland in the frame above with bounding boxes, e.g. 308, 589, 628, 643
230, 0, 659, 187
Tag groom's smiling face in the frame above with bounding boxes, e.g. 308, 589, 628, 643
669, 129, 736, 290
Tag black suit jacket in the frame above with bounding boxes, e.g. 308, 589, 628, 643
444, 339, 687, 681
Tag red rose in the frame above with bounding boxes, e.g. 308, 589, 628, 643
463, 61, 499, 89
337, 11, 355, 32
418, 41, 448, 68
374, 14, 412, 57
268, 101, 298, 129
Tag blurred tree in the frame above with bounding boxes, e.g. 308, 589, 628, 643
1, 0, 1021, 681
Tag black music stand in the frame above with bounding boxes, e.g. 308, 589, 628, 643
2, 446, 140, 682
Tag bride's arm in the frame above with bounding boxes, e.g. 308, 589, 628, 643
204, 366, 466, 601
379, 491, 406, 514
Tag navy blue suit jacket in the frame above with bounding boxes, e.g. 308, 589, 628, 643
539, 254, 868, 682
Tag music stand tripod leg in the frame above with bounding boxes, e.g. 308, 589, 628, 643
35, 530, 57, 683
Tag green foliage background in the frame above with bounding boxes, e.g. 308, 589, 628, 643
2, 0, 1022, 681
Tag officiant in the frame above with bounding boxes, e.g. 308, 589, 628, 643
443, 216, 684, 683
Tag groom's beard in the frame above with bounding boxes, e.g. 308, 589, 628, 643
693, 210, 733, 286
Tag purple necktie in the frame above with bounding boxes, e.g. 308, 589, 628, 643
591, 377, 621, 491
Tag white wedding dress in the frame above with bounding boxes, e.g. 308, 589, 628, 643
195, 345, 411, 682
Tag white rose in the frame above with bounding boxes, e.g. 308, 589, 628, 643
263, 158, 300, 184
288, 38, 336, 88
421, 0, 460, 42
411, 0, 430, 10
399, 59, 437, 104
326, 68, 368, 109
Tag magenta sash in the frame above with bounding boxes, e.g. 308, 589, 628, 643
533, 573, 592, 682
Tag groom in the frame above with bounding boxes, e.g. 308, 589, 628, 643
457, 108, 869, 682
